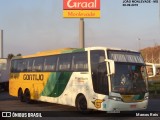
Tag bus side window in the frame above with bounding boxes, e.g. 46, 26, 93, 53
57, 54, 72, 71
17, 60, 25, 72
27, 59, 34, 72
11, 60, 18, 72
72, 52, 88, 72
22, 60, 27, 72
32, 57, 44, 72
44, 56, 57, 71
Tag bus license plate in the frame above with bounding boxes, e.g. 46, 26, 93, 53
130, 105, 137, 108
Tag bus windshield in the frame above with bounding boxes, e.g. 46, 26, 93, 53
111, 63, 148, 94
108, 50, 148, 95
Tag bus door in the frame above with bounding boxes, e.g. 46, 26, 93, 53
90, 50, 109, 96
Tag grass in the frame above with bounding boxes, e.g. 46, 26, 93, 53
148, 75, 160, 81
148, 76, 160, 98
149, 83, 160, 93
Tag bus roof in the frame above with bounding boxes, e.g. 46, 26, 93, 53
12, 48, 83, 59
12, 47, 138, 59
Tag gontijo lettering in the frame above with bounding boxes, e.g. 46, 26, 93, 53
23, 74, 44, 80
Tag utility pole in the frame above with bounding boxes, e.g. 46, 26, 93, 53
138, 38, 141, 51
0, 30, 3, 58
159, 0, 160, 23
159, 52, 160, 64
79, 18, 85, 48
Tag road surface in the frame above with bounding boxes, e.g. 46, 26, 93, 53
0, 92, 159, 120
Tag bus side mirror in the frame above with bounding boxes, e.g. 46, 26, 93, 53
105, 59, 115, 75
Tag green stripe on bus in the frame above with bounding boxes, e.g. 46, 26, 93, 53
41, 72, 60, 96
41, 72, 72, 97
72, 48, 85, 53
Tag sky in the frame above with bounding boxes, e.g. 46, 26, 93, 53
0, 0, 160, 57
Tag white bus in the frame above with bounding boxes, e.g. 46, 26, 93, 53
9, 47, 149, 112
0, 58, 10, 91
146, 63, 160, 78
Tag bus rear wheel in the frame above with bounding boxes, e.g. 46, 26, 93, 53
18, 88, 24, 102
76, 95, 88, 113
24, 89, 32, 104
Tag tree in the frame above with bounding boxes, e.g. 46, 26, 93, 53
7, 54, 14, 59
7, 53, 22, 59
17, 53, 22, 56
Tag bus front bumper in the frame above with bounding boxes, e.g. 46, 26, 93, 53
104, 99, 148, 111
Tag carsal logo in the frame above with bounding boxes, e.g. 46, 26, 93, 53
63, 0, 100, 10
92, 99, 104, 109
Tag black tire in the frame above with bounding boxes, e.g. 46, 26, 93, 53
76, 95, 88, 113
24, 89, 32, 104
18, 89, 25, 102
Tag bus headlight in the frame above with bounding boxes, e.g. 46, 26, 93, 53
108, 96, 122, 101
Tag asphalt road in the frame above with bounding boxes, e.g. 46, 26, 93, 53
0, 92, 159, 120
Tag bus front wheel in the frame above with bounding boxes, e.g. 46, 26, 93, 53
76, 94, 88, 113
